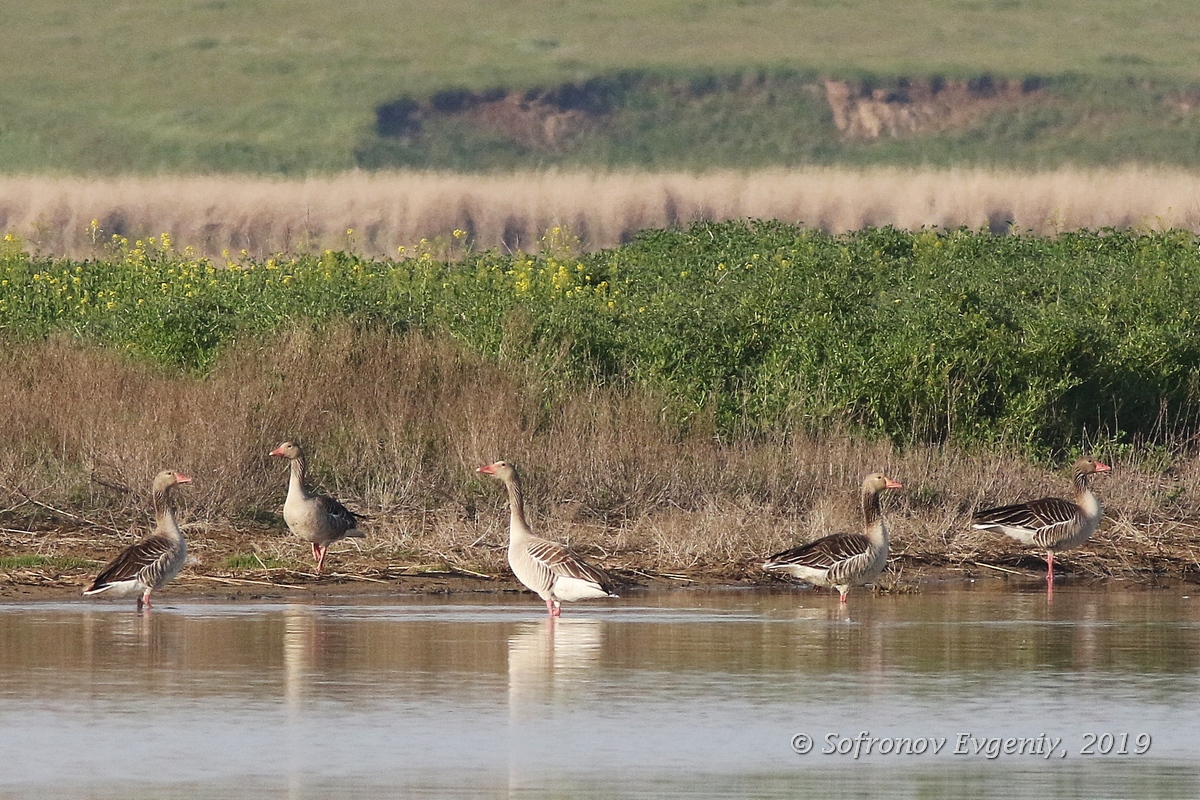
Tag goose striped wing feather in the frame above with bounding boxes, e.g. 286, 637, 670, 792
88, 536, 175, 591
765, 532, 871, 571
527, 537, 616, 594
314, 494, 361, 534
972, 497, 1079, 532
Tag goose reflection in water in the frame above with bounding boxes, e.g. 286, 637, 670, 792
507, 618, 604, 716
283, 605, 316, 709
283, 605, 330, 800
507, 617, 604, 796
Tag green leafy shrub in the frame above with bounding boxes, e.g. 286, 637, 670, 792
3, 223, 1199, 453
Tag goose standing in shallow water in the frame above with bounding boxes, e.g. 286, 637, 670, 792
84, 470, 192, 610
971, 457, 1111, 589
763, 473, 903, 603
477, 460, 618, 616
270, 442, 365, 574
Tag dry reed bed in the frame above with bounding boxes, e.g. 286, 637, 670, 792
5, 167, 1200, 259
1, 332, 1198, 592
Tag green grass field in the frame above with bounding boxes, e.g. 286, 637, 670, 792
6, 0, 1200, 174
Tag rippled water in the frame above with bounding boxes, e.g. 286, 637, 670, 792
1, 585, 1197, 799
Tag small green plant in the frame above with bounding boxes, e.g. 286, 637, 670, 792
0, 554, 97, 570
222, 553, 289, 570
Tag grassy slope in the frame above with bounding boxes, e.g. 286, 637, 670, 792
355, 73, 1200, 171
5, 0, 1200, 173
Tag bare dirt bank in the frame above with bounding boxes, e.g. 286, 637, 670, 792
4, 513, 1198, 606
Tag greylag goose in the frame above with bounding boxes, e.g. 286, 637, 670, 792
270, 442, 364, 574
763, 473, 903, 603
84, 470, 192, 610
971, 457, 1111, 587
477, 460, 618, 616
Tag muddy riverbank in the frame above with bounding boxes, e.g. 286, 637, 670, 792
4, 516, 1197, 605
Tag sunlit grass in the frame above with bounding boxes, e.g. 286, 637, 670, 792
6, 168, 1200, 261
0, 555, 96, 571
222, 553, 290, 571
2, 1, 1200, 172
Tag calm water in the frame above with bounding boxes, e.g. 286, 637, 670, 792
0, 585, 1197, 799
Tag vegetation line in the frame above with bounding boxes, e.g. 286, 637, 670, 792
4, 220, 1199, 452
4, 166, 1200, 259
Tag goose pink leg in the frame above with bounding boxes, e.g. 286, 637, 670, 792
310, 542, 330, 574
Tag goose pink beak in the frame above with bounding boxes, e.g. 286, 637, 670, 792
1094, 461, 1112, 473
175, 473, 193, 484
885, 478, 903, 489
269, 446, 287, 458
477, 463, 498, 475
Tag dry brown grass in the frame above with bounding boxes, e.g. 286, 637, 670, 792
5, 167, 1200, 258
2, 331, 1199, 591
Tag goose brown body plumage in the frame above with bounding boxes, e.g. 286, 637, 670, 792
478, 460, 618, 617
763, 473, 903, 603
270, 442, 365, 574
971, 457, 1110, 588
84, 470, 192, 610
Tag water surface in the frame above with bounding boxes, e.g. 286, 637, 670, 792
1, 585, 1196, 799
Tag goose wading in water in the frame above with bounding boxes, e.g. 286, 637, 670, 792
270, 442, 365, 574
763, 473, 903, 603
477, 460, 618, 617
84, 470, 193, 611
971, 457, 1111, 588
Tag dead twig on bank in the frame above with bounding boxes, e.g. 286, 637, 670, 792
8, 486, 124, 535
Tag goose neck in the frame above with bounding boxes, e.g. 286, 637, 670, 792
861, 488, 887, 544
288, 456, 309, 498
1073, 470, 1101, 520
861, 488, 883, 526
152, 485, 183, 540
1072, 470, 1092, 496
503, 475, 533, 541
